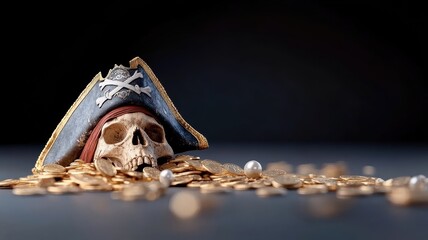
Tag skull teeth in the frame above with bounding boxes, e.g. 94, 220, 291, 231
143, 156, 151, 165
150, 157, 158, 168
122, 155, 157, 171
137, 156, 144, 165
131, 159, 137, 171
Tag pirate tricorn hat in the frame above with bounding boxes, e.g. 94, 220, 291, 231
34, 57, 208, 171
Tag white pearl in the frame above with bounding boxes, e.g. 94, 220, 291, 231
409, 174, 427, 190
159, 169, 174, 187
244, 160, 262, 179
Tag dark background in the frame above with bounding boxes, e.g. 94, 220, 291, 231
1, 0, 427, 145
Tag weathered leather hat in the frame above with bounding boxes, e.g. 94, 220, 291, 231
34, 57, 208, 171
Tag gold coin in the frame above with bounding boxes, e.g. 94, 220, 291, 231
94, 158, 117, 177
42, 163, 66, 173
302, 177, 316, 184
222, 163, 245, 176
174, 170, 203, 177
69, 173, 106, 186
201, 159, 224, 174
143, 167, 161, 180
159, 162, 176, 170
0, 178, 20, 188
217, 176, 246, 183
262, 168, 287, 178
185, 159, 205, 171
249, 181, 266, 189
339, 175, 369, 181
54, 180, 77, 186
170, 154, 200, 163
272, 175, 301, 186
308, 173, 326, 179
312, 177, 335, 184
188, 175, 203, 181
221, 180, 246, 187
37, 178, 56, 188
38, 172, 66, 178
344, 180, 364, 187
171, 176, 194, 186
171, 166, 195, 173
122, 170, 145, 179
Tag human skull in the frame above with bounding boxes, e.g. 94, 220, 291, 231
94, 112, 174, 171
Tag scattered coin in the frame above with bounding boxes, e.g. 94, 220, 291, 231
42, 163, 66, 173
262, 168, 287, 178
222, 163, 245, 176
185, 159, 205, 171
339, 175, 369, 181
0, 179, 20, 188
201, 159, 224, 174
94, 158, 117, 177
143, 167, 161, 180
272, 175, 301, 187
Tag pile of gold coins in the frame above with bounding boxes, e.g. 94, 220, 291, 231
1, 155, 427, 207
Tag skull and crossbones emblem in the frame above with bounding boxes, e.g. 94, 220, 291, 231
96, 66, 152, 108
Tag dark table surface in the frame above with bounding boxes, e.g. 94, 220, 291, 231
1, 143, 428, 240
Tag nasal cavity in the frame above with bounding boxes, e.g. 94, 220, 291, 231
132, 128, 145, 145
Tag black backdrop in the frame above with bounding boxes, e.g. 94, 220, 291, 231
1, 1, 426, 145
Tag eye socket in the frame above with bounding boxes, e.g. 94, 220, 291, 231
102, 123, 127, 144
145, 124, 165, 143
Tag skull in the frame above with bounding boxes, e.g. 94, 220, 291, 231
94, 112, 174, 171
